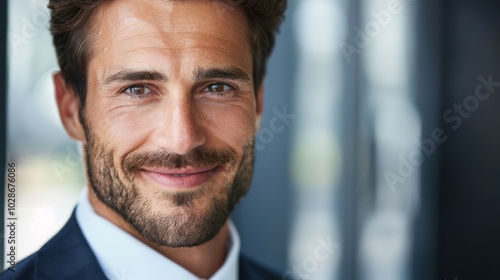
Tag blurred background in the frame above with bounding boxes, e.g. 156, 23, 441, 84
2, 0, 500, 279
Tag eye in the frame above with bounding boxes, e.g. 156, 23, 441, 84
123, 85, 153, 98
206, 83, 231, 92
202, 83, 235, 97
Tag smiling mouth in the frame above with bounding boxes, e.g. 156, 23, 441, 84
140, 166, 222, 189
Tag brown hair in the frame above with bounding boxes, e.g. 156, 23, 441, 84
48, 0, 287, 104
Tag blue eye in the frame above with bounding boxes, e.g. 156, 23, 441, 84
123, 85, 153, 98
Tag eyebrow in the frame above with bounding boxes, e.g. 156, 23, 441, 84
102, 67, 251, 85
103, 70, 168, 84
193, 67, 252, 83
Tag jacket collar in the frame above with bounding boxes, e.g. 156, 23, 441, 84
34, 210, 108, 279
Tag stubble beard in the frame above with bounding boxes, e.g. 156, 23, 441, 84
82, 126, 255, 248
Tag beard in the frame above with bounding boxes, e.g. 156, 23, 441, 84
82, 126, 255, 248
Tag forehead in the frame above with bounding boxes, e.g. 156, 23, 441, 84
88, 0, 252, 77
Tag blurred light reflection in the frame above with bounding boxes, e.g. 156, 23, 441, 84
289, 0, 346, 279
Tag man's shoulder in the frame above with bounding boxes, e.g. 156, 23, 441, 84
0, 211, 107, 280
0, 253, 37, 280
239, 253, 283, 280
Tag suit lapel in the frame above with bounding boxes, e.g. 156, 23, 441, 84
34, 210, 108, 280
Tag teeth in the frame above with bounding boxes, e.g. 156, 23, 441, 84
172, 174, 187, 177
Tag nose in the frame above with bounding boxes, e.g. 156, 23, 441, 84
153, 97, 206, 155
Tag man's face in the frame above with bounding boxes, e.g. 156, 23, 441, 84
76, 0, 261, 247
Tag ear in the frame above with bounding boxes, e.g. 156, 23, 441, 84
54, 72, 86, 142
255, 81, 264, 131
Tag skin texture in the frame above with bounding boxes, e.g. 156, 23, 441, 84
54, 0, 264, 278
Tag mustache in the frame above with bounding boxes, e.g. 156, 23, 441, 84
122, 147, 238, 176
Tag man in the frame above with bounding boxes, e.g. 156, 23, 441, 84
2, 0, 286, 279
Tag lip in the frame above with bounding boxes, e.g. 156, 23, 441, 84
140, 166, 221, 189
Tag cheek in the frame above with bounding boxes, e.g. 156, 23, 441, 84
92, 105, 160, 154
201, 103, 257, 145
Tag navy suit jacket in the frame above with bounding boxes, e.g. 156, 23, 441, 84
1, 211, 281, 280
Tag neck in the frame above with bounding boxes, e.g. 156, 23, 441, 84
88, 189, 229, 278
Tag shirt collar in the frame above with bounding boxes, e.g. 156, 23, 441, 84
75, 188, 240, 280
